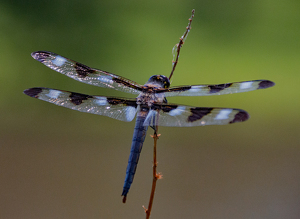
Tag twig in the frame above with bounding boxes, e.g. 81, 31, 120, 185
144, 128, 161, 219
143, 10, 195, 218
169, 9, 195, 81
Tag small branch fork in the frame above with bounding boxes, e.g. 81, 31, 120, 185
169, 9, 195, 81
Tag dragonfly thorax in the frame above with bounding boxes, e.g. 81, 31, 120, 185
137, 91, 165, 106
146, 75, 170, 88
138, 75, 169, 106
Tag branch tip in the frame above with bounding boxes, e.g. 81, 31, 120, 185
143, 205, 148, 212
169, 9, 195, 80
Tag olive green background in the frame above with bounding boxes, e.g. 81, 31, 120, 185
1, 1, 299, 218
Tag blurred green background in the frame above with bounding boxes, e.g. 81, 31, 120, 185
1, 0, 299, 218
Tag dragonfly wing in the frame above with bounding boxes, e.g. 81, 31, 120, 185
162, 80, 275, 97
23, 87, 138, 122
144, 103, 249, 127
31, 51, 143, 95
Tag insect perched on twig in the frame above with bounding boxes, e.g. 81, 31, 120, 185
24, 9, 275, 206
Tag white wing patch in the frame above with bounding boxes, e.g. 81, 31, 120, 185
240, 81, 253, 89
45, 90, 62, 99
98, 76, 114, 84
126, 106, 137, 121
94, 97, 108, 106
143, 110, 158, 126
189, 86, 203, 93
52, 55, 67, 67
169, 106, 186, 116
214, 109, 232, 120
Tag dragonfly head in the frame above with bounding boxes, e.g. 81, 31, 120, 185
147, 75, 170, 88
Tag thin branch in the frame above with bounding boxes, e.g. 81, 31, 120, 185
143, 9, 195, 218
144, 128, 161, 219
169, 9, 195, 81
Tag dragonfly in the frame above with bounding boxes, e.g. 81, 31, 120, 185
24, 51, 275, 201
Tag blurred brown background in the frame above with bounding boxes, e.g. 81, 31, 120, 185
1, 0, 299, 218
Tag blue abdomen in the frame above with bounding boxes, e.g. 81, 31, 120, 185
122, 114, 148, 198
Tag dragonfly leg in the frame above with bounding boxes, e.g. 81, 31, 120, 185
149, 112, 159, 134
150, 125, 158, 134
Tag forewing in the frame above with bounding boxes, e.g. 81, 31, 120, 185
162, 80, 275, 97
23, 88, 138, 122
144, 103, 249, 127
31, 51, 143, 95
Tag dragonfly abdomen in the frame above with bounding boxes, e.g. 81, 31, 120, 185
122, 114, 148, 199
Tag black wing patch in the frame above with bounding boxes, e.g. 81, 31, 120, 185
188, 107, 213, 122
